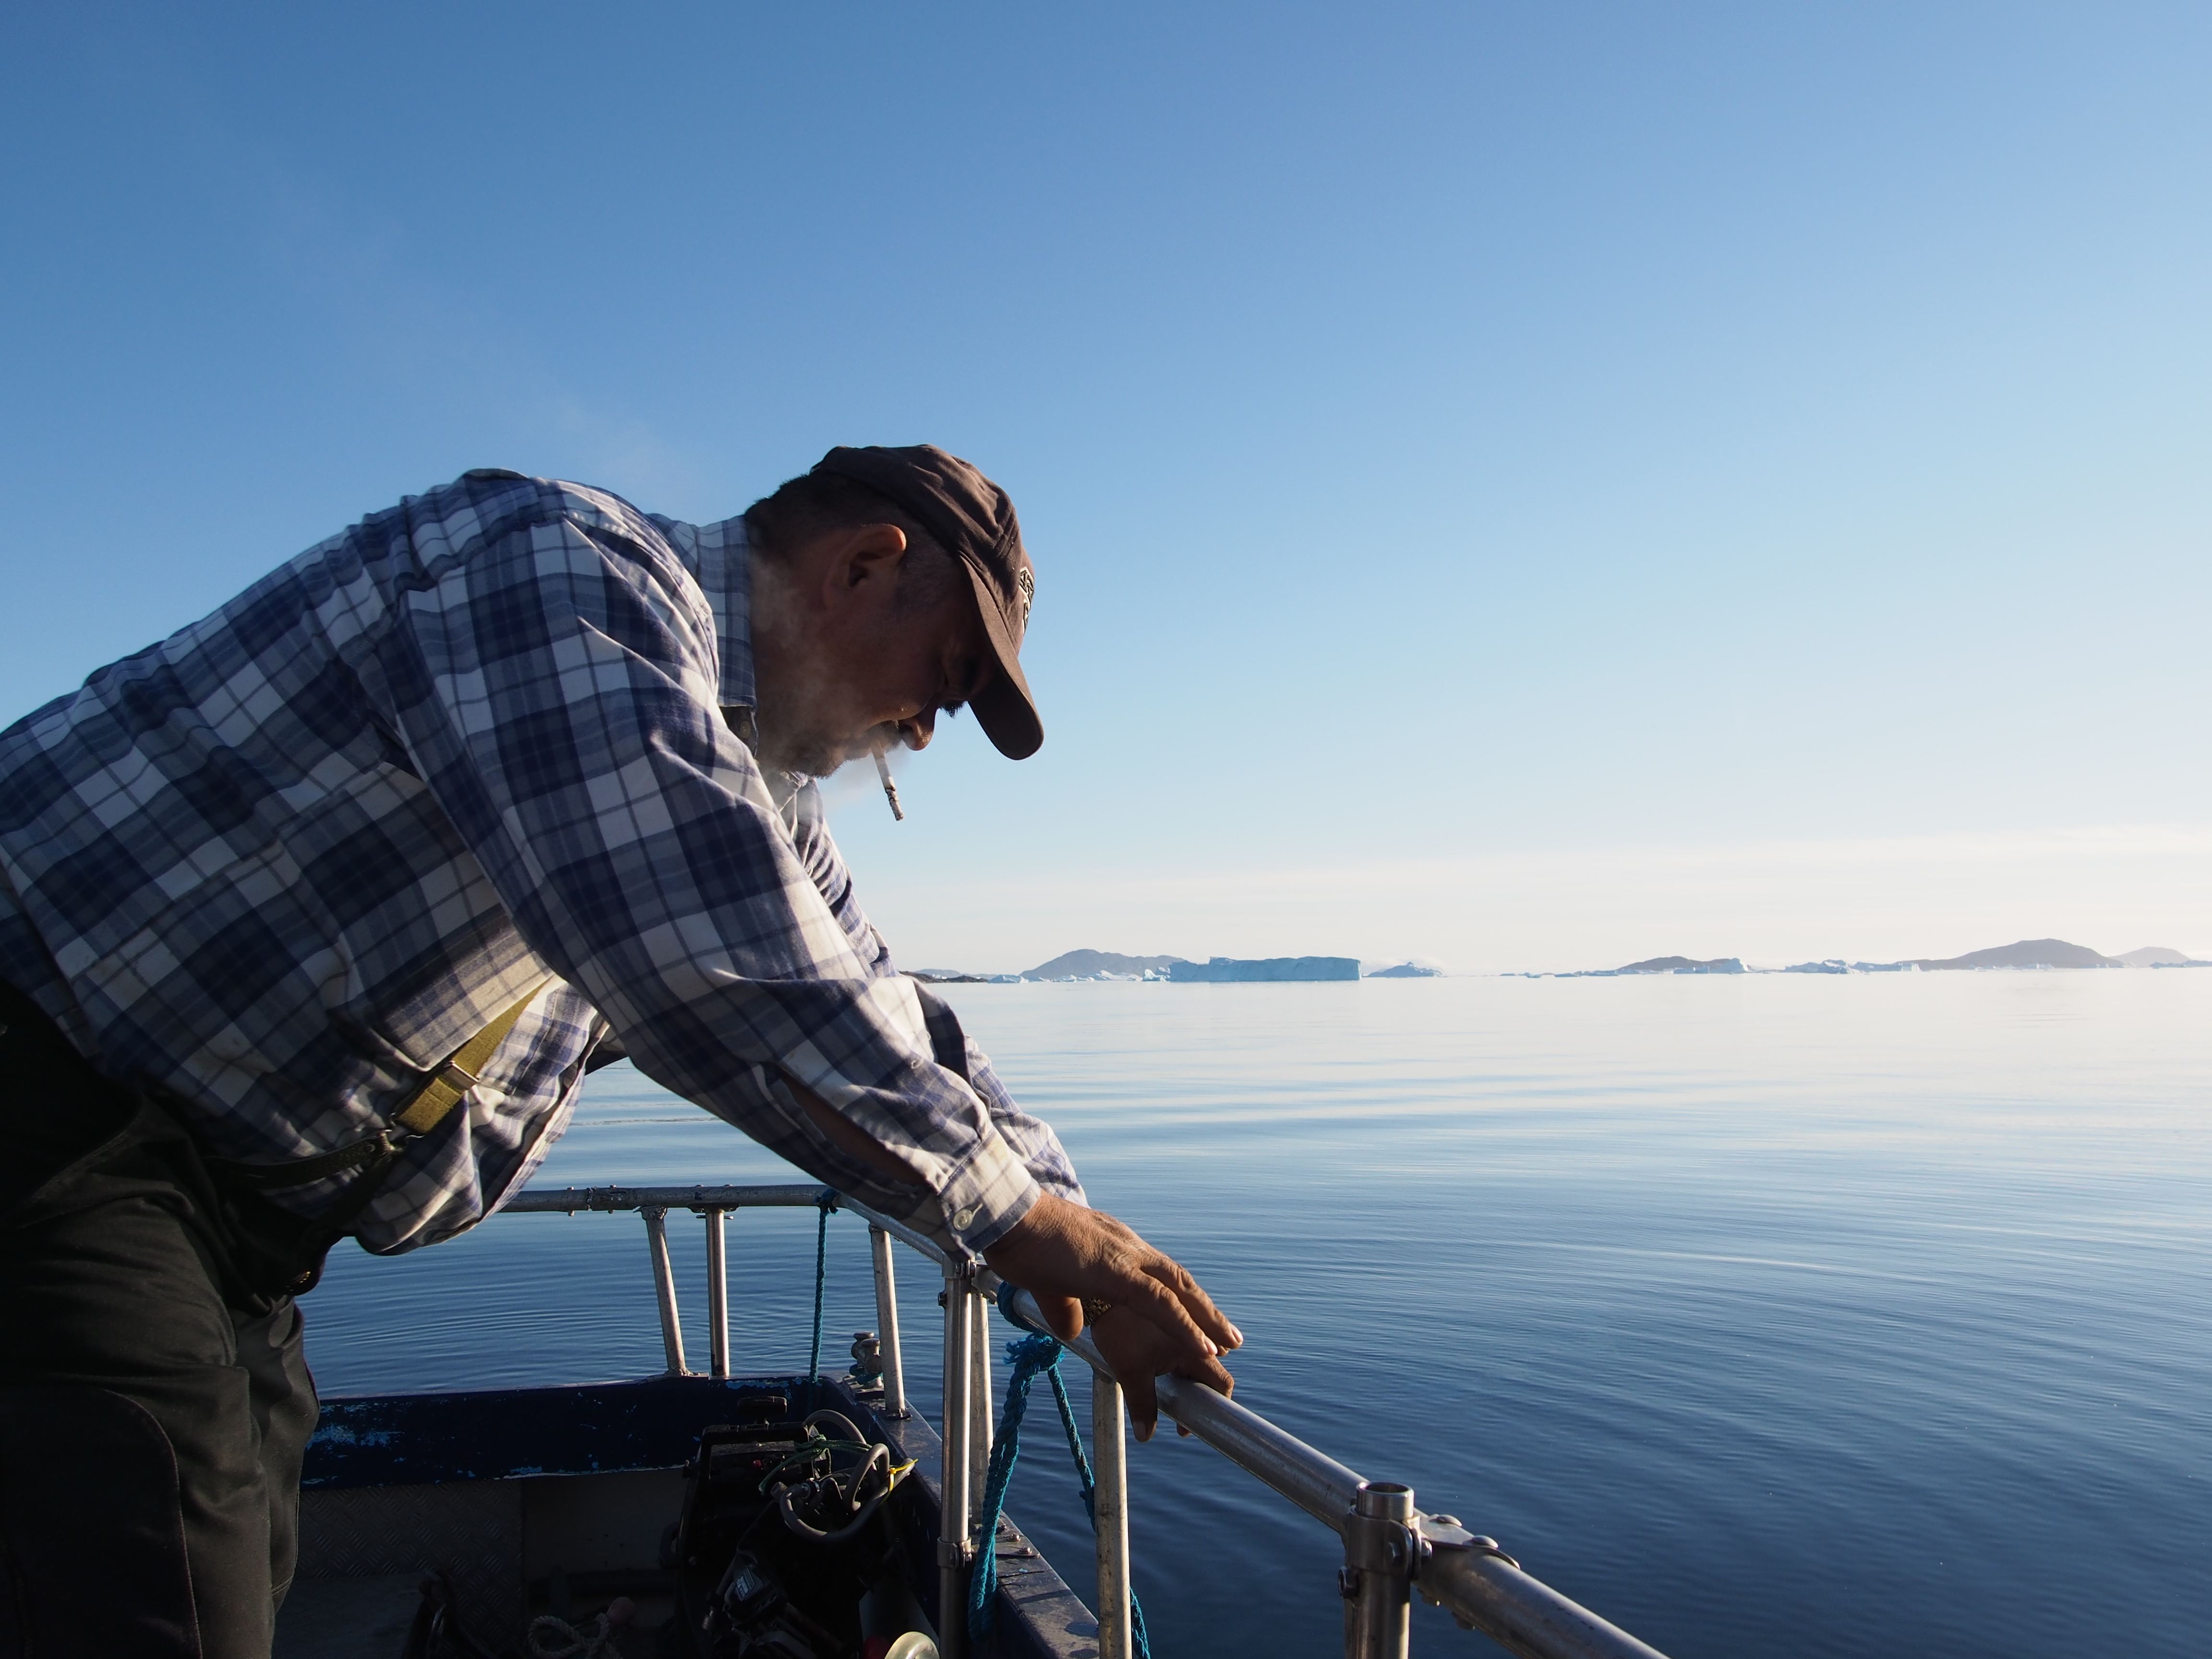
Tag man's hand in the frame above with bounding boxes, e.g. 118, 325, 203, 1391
981, 1192, 1240, 1441
793, 1084, 1241, 1439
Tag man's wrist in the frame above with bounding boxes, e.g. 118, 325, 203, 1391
938, 1131, 1039, 1253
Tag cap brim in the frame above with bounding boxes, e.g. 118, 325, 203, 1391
959, 559, 1043, 759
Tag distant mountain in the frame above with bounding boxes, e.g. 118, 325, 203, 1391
1367, 962, 1444, 978
1912, 938, 2113, 970
1549, 954, 1748, 978
1525, 938, 2198, 977
1022, 949, 1190, 980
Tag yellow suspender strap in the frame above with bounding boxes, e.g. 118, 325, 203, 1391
392, 979, 550, 1135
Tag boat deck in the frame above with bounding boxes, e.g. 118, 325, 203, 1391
274, 1372, 1094, 1659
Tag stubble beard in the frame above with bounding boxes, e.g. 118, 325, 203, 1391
754, 706, 860, 780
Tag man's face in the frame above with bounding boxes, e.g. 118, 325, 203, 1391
752, 524, 994, 778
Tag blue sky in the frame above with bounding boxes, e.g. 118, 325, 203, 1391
4, 3, 2206, 969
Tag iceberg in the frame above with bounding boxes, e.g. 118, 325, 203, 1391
1169, 956, 1360, 983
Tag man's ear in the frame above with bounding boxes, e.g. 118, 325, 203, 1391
819, 522, 911, 609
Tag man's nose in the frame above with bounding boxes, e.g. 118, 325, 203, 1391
897, 709, 938, 750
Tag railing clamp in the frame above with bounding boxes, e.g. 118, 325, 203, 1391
1342, 1487, 1523, 1654
936, 1255, 980, 1306
1409, 1512, 1520, 1572
1407, 1511, 1521, 1633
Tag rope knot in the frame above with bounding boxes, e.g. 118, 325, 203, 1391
1004, 1331, 1065, 1378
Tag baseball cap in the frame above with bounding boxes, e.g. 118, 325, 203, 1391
809, 444, 1043, 760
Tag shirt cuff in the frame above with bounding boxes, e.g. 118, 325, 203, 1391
933, 1125, 1041, 1254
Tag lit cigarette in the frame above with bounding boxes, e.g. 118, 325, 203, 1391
873, 743, 905, 822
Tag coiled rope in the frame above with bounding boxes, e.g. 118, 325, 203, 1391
967, 1331, 1152, 1658
526, 1609, 624, 1658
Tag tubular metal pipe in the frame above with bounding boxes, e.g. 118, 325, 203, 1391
508, 1182, 839, 1213
868, 1225, 908, 1418
641, 1207, 687, 1376
510, 1182, 959, 1273
968, 1291, 994, 1508
1152, 1369, 1368, 1534
535, 1182, 948, 1383
1092, 1373, 1133, 1659
998, 1288, 1670, 1659
939, 1268, 974, 1659
840, 1198, 952, 1268
1416, 1553, 1671, 1659
704, 1208, 730, 1380
1347, 1481, 1415, 1659
998, 1288, 1363, 1531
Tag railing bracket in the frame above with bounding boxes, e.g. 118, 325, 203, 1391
1411, 1512, 1521, 1574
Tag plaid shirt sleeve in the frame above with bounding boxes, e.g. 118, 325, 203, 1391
362, 482, 1058, 1254
783, 779, 1085, 1207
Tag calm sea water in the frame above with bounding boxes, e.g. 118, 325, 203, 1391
309, 973, 2212, 1658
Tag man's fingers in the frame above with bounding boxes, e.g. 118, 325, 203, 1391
1174, 1345, 1236, 1399
1142, 1256, 1242, 1351
1118, 1334, 1230, 1445
1036, 1292, 1082, 1342
1114, 1272, 1219, 1368
1122, 1370, 1159, 1443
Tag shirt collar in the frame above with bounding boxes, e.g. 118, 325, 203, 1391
651, 512, 756, 712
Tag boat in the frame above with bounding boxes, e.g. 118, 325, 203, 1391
272, 1182, 1670, 1659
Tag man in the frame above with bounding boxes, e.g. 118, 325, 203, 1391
0, 446, 1238, 1658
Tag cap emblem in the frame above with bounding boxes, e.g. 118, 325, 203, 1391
1015, 566, 1034, 627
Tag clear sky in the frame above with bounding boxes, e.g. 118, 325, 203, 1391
4, 3, 2206, 971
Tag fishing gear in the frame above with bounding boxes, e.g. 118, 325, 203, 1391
668, 1399, 922, 1658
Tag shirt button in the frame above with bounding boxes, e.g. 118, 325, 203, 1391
952, 1206, 977, 1229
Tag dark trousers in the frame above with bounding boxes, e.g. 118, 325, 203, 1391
0, 991, 320, 1659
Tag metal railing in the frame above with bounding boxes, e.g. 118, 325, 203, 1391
505, 1181, 1671, 1659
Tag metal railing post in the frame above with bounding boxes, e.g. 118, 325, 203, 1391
968, 1289, 994, 1508
641, 1207, 688, 1376
939, 1265, 974, 1659
868, 1225, 907, 1417
1092, 1371, 1133, 1659
704, 1207, 730, 1380
1345, 1481, 1416, 1659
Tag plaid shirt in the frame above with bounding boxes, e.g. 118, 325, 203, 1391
0, 469, 1079, 1255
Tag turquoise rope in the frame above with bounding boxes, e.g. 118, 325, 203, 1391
806, 1194, 835, 1406
967, 1328, 1152, 1658
1045, 1364, 1095, 1524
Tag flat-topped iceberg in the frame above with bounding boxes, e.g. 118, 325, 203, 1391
1169, 956, 1360, 983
